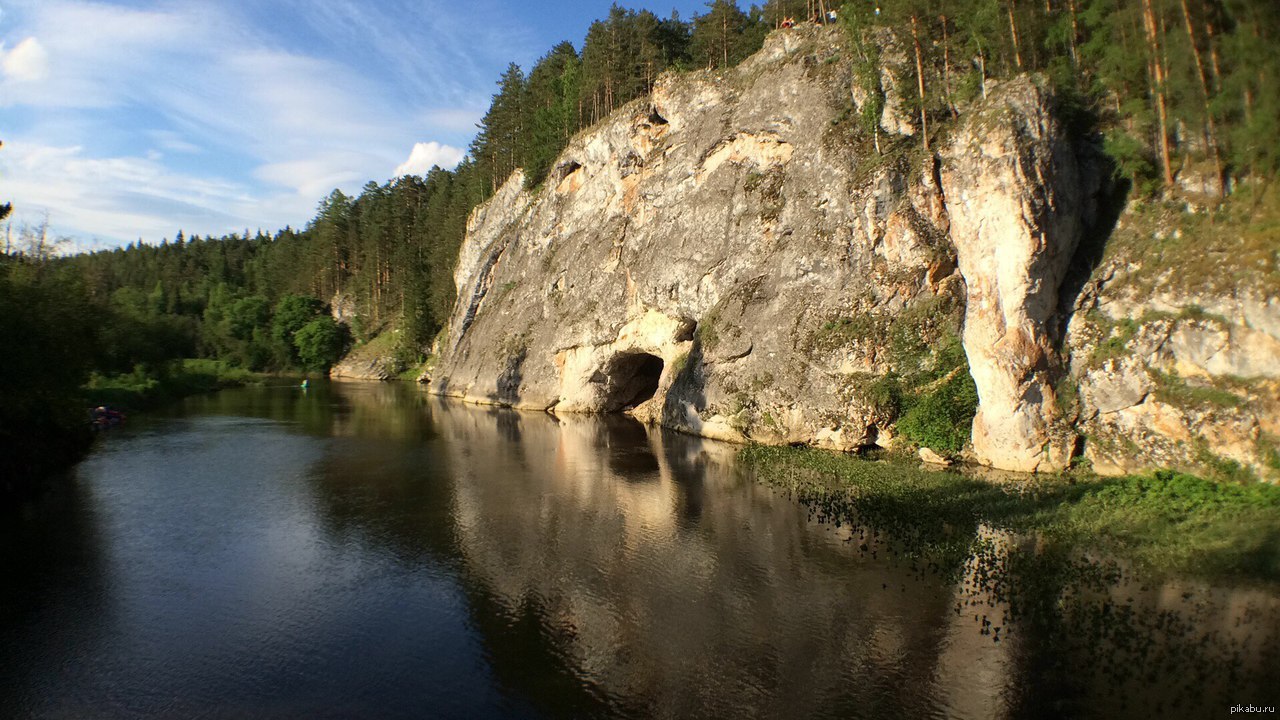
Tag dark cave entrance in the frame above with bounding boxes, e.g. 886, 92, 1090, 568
603, 353, 664, 411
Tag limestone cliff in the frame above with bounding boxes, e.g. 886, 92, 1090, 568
432, 25, 1279, 480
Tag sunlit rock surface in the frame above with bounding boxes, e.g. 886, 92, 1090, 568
432, 24, 1278, 477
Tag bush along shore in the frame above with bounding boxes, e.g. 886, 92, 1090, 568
2, 359, 269, 500
84, 359, 268, 412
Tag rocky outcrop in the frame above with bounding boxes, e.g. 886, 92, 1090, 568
432, 24, 1278, 479
435, 25, 963, 453
1067, 286, 1280, 481
330, 354, 396, 381
941, 79, 1094, 472
330, 332, 400, 381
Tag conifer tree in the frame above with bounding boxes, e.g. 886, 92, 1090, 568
691, 0, 758, 70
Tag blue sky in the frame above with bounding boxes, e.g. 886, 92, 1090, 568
0, 0, 712, 249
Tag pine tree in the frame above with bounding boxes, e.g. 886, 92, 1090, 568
691, 0, 757, 70
472, 63, 528, 193
523, 42, 582, 187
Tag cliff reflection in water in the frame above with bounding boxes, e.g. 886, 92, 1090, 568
178, 379, 440, 443
423, 400, 1008, 719
417, 395, 1278, 720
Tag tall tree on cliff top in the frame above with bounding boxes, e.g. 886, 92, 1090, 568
653, 11, 693, 69
579, 6, 677, 125
1220, 0, 1280, 181
762, 0, 808, 28
309, 189, 354, 299
690, 0, 761, 70
473, 63, 527, 193
523, 42, 582, 188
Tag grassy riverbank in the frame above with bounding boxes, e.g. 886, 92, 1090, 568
84, 359, 269, 411
741, 445, 1280, 585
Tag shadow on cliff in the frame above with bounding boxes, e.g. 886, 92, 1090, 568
660, 337, 708, 434
489, 346, 528, 407
1057, 143, 1131, 330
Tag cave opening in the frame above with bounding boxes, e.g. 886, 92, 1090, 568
603, 353, 664, 411
554, 160, 583, 184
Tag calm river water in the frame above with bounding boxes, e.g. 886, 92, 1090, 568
1, 381, 1276, 719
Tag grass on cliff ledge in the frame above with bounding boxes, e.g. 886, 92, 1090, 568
741, 444, 1280, 585
1098, 182, 1280, 297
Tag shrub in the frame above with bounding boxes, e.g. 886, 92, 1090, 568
294, 317, 351, 373
896, 369, 979, 452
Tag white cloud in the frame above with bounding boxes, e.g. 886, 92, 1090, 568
0, 0, 530, 245
1, 36, 48, 82
255, 155, 370, 201
0, 138, 277, 243
394, 141, 465, 177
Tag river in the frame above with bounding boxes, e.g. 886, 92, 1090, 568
1, 381, 1276, 718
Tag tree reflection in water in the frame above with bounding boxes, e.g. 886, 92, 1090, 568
2, 382, 1272, 719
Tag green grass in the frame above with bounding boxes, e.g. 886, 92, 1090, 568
396, 353, 438, 382
895, 367, 979, 452
1150, 369, 1245, 410
1088, 313, 1140, 366
1261, 434, 1280, 473
670, 351, 691, 377
695, 309, 721, 350
815, 296, 977, 453
742, 444, 1280, 585
1096, 183, 1280, 298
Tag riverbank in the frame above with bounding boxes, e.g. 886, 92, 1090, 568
741, 445, 1280, 585
83, 359, 275, 411
5, 360, 277, 499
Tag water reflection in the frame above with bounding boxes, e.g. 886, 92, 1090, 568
0, 475, 109, 714
0, 381, 1275, 719
429, 402, 1003, 719
784, 471, 1280, 719
175, 379, 439, 443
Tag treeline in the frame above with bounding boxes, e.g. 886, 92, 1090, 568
836, 0, 1278, 194
1, 203, 101, 483
60, 166, 482, 371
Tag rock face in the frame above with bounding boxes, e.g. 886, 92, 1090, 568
432, 25, 1278, 479
330, 354, 396, 381
941, 80, 1093, 472
435, 26, 964, 453
1067, 287, 1280, 481
330, 333, 399, 381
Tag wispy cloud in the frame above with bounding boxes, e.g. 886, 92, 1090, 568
1, 140, 260, 244
148, 130, 202, 155
0, 0, 529, 245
